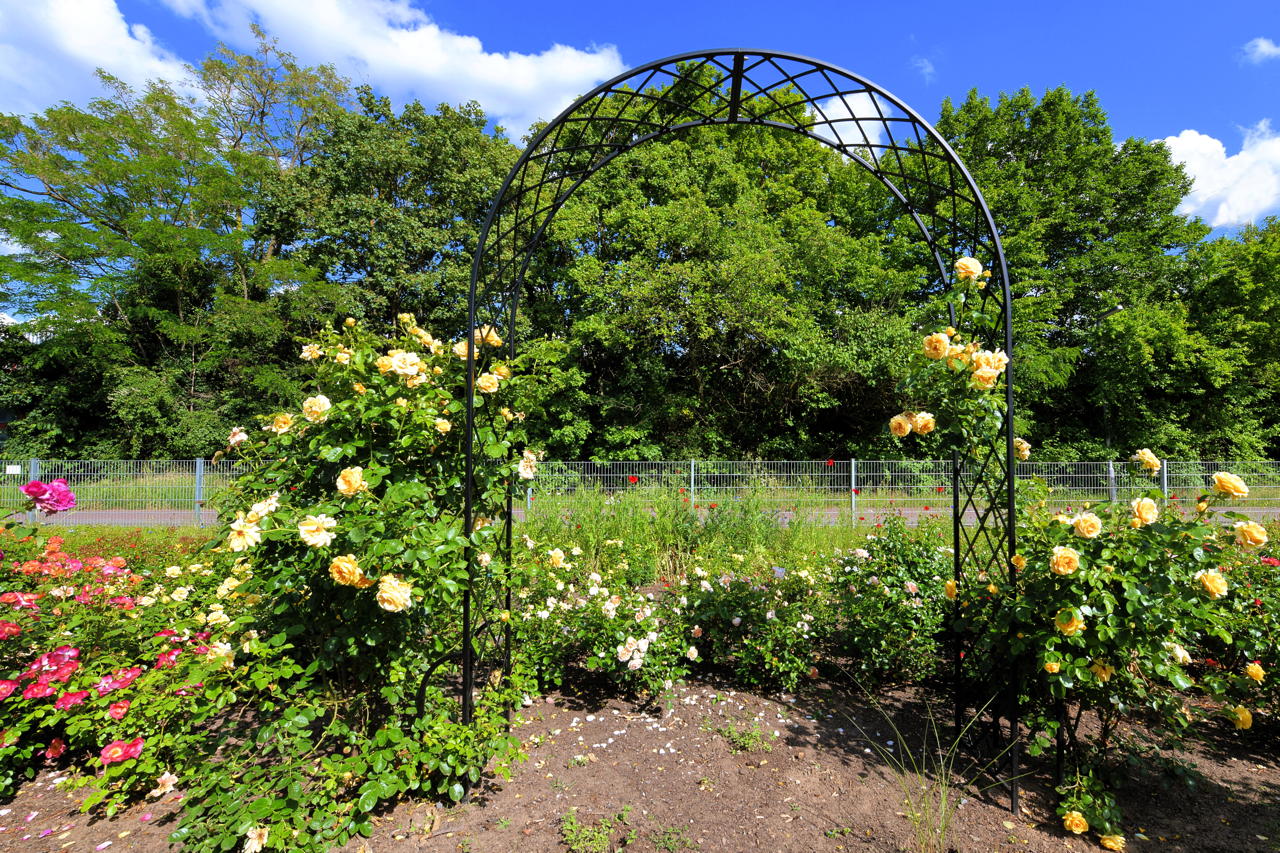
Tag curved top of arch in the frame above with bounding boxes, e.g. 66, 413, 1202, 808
469, 48, 1010, 332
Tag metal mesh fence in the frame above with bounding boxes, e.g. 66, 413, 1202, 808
2, 458, 1279, 528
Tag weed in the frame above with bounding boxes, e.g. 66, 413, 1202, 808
648, 824, 698, 851
496, 817, 511, 829
824, 826, 854, 838
559, 806, 635, 853
705, 718, 775, 754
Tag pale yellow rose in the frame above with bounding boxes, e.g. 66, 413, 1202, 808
1131, 448, 1161, 474
1013, 437, 1031, 461
300, 343, 322, 361
970, 367, 1001, 390
911, 411, 936, 434
970, 349, 1009, 373
298, 514, 337, 548
518, 449, 538, 480
352, 382, 367, 395
1043, 660, 1060, 674
1055, 609, 1085, 637
1245, 662, 1265, 683
453, 340, 471, 360
1233, 520, 1268, 549
389, 351, 422, 377
395, 397, 409, 408
922, 332, 950, 360
889, 414, 913, 438
227, 513, 262, 552
1165, 641, 1192, 665
266, 413, 294, 434
548, 548, 567, 569
476, 373, 501, 394
434, 418, 452, 434
1071, 513, 1102, 539
492, 363, 512, 380
1050, 545, 1081, 575
1131, 497, 1158, 527
1100, 834, 1126, 851
474, 325, 504, 347
954, 257, 984, 281
404, 373, 427, 388
397, 312, 415, 325
1061, 810, 1088, 834
329, 554, 364, 586
375, 354, 395, 374
376, 575, 414, 612
344, 317, 357, 327
301, 395, 331, 423
336, 467, 368, 497
1232, 705, 1252, 730
1011, 554, 1027, 570
1212, 471, 1248, 498
1197, 570, 1228, 599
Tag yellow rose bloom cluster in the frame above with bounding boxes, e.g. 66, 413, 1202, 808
518, 449, 539, 480
266, 413, 294, 434
968, 348, 1009, 390
888, 411, 936, 438
476, 373, 502, 394
1013, 437, 1031, 461
1050, 545, 1081, 575
376, 575, 414, 612
1212, 471, 1248, 498
474, 325, 504, 348
889, 414, 912, 438
300, 343, 322, 361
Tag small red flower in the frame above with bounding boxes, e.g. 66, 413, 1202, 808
709, 503, 717, 509
0, 621, 21, 639
100, 737, 143, 765
923, 506, 930, 511
627, 475, 638, 484
826, 459, 834, 466
937, 486, 945, 493
108, 700, 131, 720
853, 488, 860, 495
44, 738, 66, 760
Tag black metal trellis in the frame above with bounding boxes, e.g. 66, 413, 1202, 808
460, 49, 1020, 808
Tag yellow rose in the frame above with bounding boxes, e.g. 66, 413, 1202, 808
548, 548, 567, 569
1050, 545, 1081, 575
375, 354, 395, 374
329, 555, 364, 586
1010, 554, 1027, 570
1062, 810, 1088, 834
476, 373, 501, 394
500, 407, 516, 422
1197, 570, 1228, 599
911, 411, 936, 434
1130, 497, 1158, 527
298, 514, 337, 548
944, 326, 956, 337
389, 351, 423, 377
395, 397, 409, 408
492, 363, 513, 380
1013, 437, 1031, 461
1196, 500, 1208, 513
376, 575, 414, 612
1071, 513, 1102, 539
970, 349, 1009, 373
922, 332, 950, 360
396, 312, 415, 325
336, 467, 368, 497
1165, 641, 1193, 665
344, 317, 356, 327
227, 513, 262, 552
986, 582, 999, 595
1232, 705, 1252, 730
474, 325, 504, 348
1089, 660, 1115, 682
1100, 834, 1126, 851
352, 382, 367, 395
1055, 609, 1085, 637
266, 413, 294, 434
1130, 448, 1161, 474
969, 367, 1001, 390
1043, 661, 1060, 674
434, 418, 452, 434
300, 343, 322, 361
1212, 471, 1248, 498
1233, 520, 1268, 549
943, 579, 957, 600
889, 414, 913, 438
954, 257, 984, 280
453, 340, 471, 360
301, 395, 331, 423
1245, 662, 1265, 683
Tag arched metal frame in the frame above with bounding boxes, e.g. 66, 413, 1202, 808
461, 49, 1019, 804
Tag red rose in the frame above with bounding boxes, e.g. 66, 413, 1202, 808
108, 700, 131, 720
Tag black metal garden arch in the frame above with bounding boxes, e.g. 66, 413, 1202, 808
459, 48, 1020, 805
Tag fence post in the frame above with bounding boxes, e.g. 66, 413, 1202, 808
1107, 460, 1117, 502
26, 459, 39, 525
1159, 463, 1169, 498
194, 458, 205, 528
689, 460, 696, 509
526, 487, 532, 517
850, 459, 857, 520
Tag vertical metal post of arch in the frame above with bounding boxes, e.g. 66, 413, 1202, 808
463, 48, 1021, 808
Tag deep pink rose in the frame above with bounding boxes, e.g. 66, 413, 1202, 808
44, 737, 67, 760
0, 680, 19, 700
156, 649, 180, 669
22, 683, 55, 699
0, 621, 21, 639
100, 737, 143, 764
107, 700, 130, 720
21, 479, 76, 514
54, 690, 90, 710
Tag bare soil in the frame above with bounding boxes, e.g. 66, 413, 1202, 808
0, 677, 1275, 853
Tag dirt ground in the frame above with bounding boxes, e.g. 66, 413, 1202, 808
0, 678, 1275, 853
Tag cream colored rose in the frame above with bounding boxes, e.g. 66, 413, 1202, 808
474, 325, 504, 347
336, 467, 368, 497
329, 554, 364, 586
1050, 545, 1080, 575
227, 513, 262, 552
266, 413, 294, 434
922, 332, 950, 360
453, 340, 471, 360
1071, 513, 1102, 539
1164, 642, 1192, 665
954, 257, 984, 281
1234, 520, 1268, 549
1013, 437, 1031, 461
376, 575, 414, 612
388, 350, 422, 377
911, 412, 936, 434
375, 354, 395, 374
889, 414, 913, 438
300, 343, 322, 361
434, 418, 452, 434
476, 373, 501, 394
298, 514, 337, 548
548, 548, 567, 569
228, 427, 248, 446
492, 363, 512, 380
1131, 497, 1158, 527
1212, 471, 1248, 498
1130, 448, 1161, 474
301, 395, 331, 423
518, 449, 538, 480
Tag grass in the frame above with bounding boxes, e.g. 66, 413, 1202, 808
648, 825, 698, 851
704, 718, 776, 754
559, 806, 635, 853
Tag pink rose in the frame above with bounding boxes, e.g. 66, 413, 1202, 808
100, 737, 143, 765
44, 738, 67, 760
156, 649, 180, 669
0, 621, 21, 639
54, 690, 90, 710
0, 680, 19, 700
108, 700, 130, 720
22, 683, 55, 700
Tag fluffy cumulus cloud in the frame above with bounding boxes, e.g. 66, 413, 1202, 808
159, 0, 624, 137
1243, 37, 1280, 64
811, 92, 888, 153
0, 0, 623, 137
0, 0, 192, 115
1164, 120, 1280, 227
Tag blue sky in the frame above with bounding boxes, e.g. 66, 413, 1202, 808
1, 0, 1278, 228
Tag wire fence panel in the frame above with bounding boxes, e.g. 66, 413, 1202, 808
2, 458, 1280, 528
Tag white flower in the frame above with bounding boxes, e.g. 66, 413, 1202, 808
148, 771, 179, 798
687, 646, 699, 661
301, 394, 332, 423
228, 427, 248, 446
171, 587, 191, 602
766, 609, 776, 620
518, 449, 539, 480
699, 580, 713, 592
298, 514, 338, 548
477, 552, 492, 567
243, 826, 269, 853
853, 548, 870, 560
731, 616, 742, 627
627, 657, 644, 670
165, 565, 183, 578
523, 534, 536, 550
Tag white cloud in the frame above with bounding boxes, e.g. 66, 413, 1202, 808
159, 0, 624, 137
1164, 120, 1280, 226
1243, 37, 1280, 64
911, 56, 936, 84
0, 0, 192, 116
811, 92, 888, 153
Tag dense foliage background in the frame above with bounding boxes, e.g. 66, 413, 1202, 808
2, 36, 1277, 461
